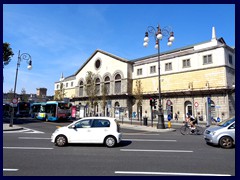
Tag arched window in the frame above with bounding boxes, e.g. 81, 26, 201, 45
114, 74, 121, 94
95, 78, 100, 95
185, 101, 192, 116
79, 81, 84, 96
104, 76, 110, 95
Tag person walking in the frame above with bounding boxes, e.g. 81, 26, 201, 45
174, 112, 178, 121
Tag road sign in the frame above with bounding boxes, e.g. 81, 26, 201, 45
194, 102, 199, 107
12, 98, 18, 104
166, 99, 172, 106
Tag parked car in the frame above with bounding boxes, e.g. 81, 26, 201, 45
204, 116, 235, 148
51, 117, 122, 148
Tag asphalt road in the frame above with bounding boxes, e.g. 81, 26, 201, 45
3, 118, 235, 176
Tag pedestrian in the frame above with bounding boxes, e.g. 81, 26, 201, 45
174, 112, 178, 121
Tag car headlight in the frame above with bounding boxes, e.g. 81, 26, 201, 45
209, 131, 216, 136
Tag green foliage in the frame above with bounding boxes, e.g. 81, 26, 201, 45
3, 42, 14, 66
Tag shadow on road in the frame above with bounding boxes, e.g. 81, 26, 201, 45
57, 140, 132, 148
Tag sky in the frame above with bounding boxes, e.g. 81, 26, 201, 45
3, 4, 235, 96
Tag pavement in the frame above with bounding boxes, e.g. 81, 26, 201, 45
3, 118, 208, 132
3, 123, 24, 131
3, 116, 209, 132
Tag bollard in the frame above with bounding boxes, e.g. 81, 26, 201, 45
168, 121, 172, 128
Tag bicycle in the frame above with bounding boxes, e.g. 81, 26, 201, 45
180, 121, 204, 135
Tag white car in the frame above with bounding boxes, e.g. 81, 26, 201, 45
51, 117, 122, 148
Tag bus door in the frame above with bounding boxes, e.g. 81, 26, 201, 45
36, 104, 46, 120
45, 103, 57, 121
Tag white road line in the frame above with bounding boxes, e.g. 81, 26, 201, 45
120, 149, 193, 153
3, 147, 53, 150
23, 128, 45, 134
3, 168, 19, 172
115, 171, 231, 176
123, 139, 176, 142
3, 128, 44, 134
18, 137, 51, 140
123, 133, 159, 135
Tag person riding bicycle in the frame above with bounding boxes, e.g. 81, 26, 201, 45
186, 113, 197, 130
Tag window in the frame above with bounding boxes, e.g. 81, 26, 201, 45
165, 62, 172, 71
137, 68, 142, 75
229, 54, 233, 65
115, 74, 121, 94
66, 83, 68, 88
183, 59, 191, 68
104, 76, 110, 95
150, 66, 156, 74
203, 54, 212, 64
95, 78, 100, 95
92, 119, 110, 128
95, 59, 101, 69
71, 82, 73, 87
56, 85, 59, 89
75, 119, 92, 128
79, 81, 83, 96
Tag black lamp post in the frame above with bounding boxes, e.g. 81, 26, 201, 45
143, 24, 174, 129
9, 50, 32, 127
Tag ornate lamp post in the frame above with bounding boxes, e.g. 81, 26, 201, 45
9, 50, 32, 127
143, 24, 174, 129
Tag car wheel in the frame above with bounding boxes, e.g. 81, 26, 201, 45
55, 135, 67, 147
219, 136, 233, 149
105, 136, 116, 148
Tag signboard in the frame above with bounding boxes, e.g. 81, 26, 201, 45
194, 102, 199, 107
207, 97, 211, 105
12, 98, 18, 104
166, 99, 172, 106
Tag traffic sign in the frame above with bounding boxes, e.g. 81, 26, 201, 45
194, 102, 199, 107
12, 98, 18, 104
166, 99, 172, 106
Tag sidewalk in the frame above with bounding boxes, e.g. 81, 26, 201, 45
3, 123, 24, 131
3, 118, 206, 132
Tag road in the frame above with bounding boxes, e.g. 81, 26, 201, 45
3, 118, 235, 176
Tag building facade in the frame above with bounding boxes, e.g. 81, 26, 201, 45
54, 27, 235, 122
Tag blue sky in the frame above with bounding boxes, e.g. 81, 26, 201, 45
3, 4, 235, 96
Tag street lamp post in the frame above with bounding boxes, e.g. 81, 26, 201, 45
143, 24, 174, 129
9, 50, 32, 127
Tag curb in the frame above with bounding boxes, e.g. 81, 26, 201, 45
3, 124, 24, 131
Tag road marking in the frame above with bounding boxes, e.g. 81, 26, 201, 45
120, 149, 193, 153
3, 128, 44, 134
123, 133, 160, 135
18, 137, 51, 140
123, 139, 176, 142
3, 168, 19, 172
115, 171, 231, 176
3, 147, 53, 150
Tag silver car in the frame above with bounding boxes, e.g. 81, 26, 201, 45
204, 117, 235, 148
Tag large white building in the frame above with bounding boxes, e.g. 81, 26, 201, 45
55, 27, 235, 122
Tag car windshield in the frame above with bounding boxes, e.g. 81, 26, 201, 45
218, 117, 235, 127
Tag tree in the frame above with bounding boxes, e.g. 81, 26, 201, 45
101, 83, 108, 116
54, 82, 65, 101
133, 80, 143, 121
3, 42, 14, 67
84, 71, 97, 116
20, 88, 28, 102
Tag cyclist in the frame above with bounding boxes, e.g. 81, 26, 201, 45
186, 113, 197, 131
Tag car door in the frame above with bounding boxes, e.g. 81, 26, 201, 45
68, 119, 93, 143
90, 119, 111, 143
228, 122, 235, 141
